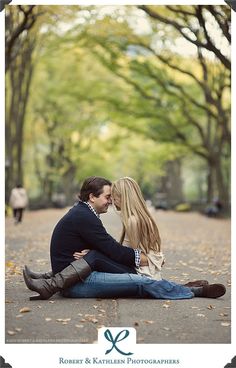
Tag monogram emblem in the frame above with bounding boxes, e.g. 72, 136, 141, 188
104, 329, 133, 356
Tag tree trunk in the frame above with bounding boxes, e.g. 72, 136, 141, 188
5, 36, 35, 201
215, 156, 229, 207
206, 163, 214, 203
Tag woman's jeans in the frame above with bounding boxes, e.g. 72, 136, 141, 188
62, 272, 194, 300
83, 250, 136, 274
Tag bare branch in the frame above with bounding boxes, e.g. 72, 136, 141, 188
138, 5, 231, 70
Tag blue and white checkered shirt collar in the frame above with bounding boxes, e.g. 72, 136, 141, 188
82, 201, 100, 219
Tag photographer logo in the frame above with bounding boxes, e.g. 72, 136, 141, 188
98, 327, 136, 356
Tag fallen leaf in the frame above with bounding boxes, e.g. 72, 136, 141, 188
6, 261, 15, 268
207, 305, 215, 310
221, 322, 230, 327
19, 307, 31, 313
219, 313, 228, 317
56, 318, 71, 322
45, 318, 52, 321
197, 314, 205, 317
134, 322, 139, 326
162, 304, 170, 309
15, 328, 22, 332
144, 320, 154, 324
75, 324, 84, 328
7, 330, 16, 335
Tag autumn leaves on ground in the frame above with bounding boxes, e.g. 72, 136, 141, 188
5, 207, 231, 344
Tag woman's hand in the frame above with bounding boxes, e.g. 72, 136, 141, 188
140, 253, 148, 266
73, 249, 90, 260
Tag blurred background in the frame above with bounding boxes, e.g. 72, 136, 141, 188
5, 5, 231, 214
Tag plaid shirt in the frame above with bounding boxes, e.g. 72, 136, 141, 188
83, 201, 141, 268
134, 249, 141, 268
83, 201, 100, 219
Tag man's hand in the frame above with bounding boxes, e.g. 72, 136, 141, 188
140, 253, 148, 266
73, 249, 90, 260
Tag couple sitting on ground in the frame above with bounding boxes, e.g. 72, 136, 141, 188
23, 176, 226, 300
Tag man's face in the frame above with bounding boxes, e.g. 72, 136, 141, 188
89, 185, 112, 214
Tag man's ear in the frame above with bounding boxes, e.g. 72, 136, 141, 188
89, 193, 95, 203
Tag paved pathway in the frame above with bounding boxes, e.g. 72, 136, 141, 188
5, 207, 231, 344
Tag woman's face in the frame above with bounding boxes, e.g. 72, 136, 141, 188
112, 192, 121, 211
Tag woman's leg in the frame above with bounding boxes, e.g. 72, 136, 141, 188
62, 272, 194, 299
83, 250, 136, 274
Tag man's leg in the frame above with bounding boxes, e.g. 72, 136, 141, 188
13, 208, 17, 219
18, 208, 24, 222
62, 272, 194, 299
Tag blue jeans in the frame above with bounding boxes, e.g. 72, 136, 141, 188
62, 272, 194, 300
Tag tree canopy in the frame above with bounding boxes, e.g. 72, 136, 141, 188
5, 5, 231, 208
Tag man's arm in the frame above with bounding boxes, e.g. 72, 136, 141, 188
78, 216, 137, 267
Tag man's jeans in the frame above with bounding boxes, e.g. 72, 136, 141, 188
62, 271, 194, 300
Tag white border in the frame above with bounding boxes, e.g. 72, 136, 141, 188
1, 2, 234, 367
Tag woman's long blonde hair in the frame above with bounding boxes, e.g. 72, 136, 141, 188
111, 177, 161, 253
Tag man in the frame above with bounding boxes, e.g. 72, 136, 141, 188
23, 177, 147, 300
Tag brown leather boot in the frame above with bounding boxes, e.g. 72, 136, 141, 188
23, 259, 91, 300
193, 284, 226, 298
184, 280, 209, 287
24, 265, 53, 279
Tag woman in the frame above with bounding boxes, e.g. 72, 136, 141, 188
111, 177, 164, 281
24, 177, 225, 300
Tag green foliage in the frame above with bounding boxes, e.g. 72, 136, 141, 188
7, 4, 229, 206
175, 203, 191, 212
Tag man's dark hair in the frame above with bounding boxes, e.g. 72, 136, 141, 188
78, 176, 112, 202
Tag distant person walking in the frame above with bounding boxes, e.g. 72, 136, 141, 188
9, 184, 28, 224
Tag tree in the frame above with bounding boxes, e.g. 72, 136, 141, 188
75, 5, 230, 205
5, 5, 81, 201
138, 5, 231, 204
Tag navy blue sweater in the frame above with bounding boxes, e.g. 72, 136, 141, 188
50, 202, 135, 273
